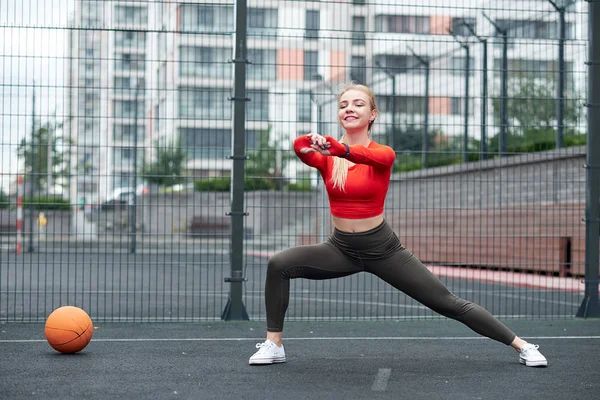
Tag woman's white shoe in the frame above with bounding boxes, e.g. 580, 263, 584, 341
249, 339, 286, 365
519, 343, 548, 367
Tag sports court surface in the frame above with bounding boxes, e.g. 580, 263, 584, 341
1, 319, 599, 399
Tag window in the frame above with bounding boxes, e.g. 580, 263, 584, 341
350, 56, 366, 84
178, 88, 232, 120
493, 58, 574, 83
248, 8, 278, 37
115, 31, 146, 48
305, 10, 320, 40
379, 96, 427, 115
115, 173, 132, 188
297, 91, 312, 122
495, 19, 574, 40
245, 130, 259, 150
179, 46, 232, 79
451, 97, 474, 115
247, 49, 276, 80
157, 63, 166, 91
114, 5, 147, 26
304, 51, 319, 81
114, 124, 144, 142
114, 77, 145, 90
247, 90, 269, 121
115, 53, 145, 71
352, 16, 366, 45
181, 4, 233, 33
179, 128, 231, 159
450, 56, 475, 75
451, 17, 476, 36
114, 100, 144, 119
375, 15, 430, 34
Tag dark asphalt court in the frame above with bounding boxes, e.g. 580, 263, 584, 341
1, 319, 599, 400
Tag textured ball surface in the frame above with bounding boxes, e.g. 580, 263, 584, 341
44, 306, 93, 353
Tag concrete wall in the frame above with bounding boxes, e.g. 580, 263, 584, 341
1, 147, 588, 276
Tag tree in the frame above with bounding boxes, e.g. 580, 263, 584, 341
245, 126, 292, 190
0, 188, 8, 209
17, 121, 72, 193
388, 123, 435, 153
142, 138, 187, 186
491, 77, 581, 152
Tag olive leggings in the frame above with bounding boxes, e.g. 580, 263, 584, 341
265, 220, 516, 345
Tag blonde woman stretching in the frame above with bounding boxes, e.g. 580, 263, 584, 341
249, 83, 547, 368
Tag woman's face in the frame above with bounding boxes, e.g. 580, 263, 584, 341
338, 89, 376, 132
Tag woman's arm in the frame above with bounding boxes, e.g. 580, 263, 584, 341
325, 136, 396, 169
293, 135, 328, 173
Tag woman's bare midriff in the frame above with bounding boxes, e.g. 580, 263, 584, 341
332, 214, 384, 233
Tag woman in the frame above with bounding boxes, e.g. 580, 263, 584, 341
249, 82, 547, 368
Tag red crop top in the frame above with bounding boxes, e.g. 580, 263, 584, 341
293, 135, 396, 219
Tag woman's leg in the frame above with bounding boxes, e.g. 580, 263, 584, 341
250, 241, 361, 365
367, 246, 516, 345
265, 241, 362, 334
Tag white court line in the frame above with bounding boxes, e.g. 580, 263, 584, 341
1, 335, 599, 344
371, 368, 391, 391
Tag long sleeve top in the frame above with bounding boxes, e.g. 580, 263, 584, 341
293, 135, 396, 219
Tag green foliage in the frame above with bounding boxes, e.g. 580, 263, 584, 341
17, 121, 73, 192
285, 180, 314, 192
564, 133, 587, 147
194, 177, 276, 191
245, 177, 276, 191
245, 126, 292, 190
487, 128, 585, 154
388, 123, 435, 153
142, 139, 187, 186
21, 197, 71, 210
194, 178, 230, 191
492, 78, 581, 132
0, 189, 9, 209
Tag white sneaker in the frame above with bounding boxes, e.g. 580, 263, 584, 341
249, 339, 286, 365
519, 343, 548, 367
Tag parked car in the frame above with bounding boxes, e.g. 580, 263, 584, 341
100, 185, 147, 210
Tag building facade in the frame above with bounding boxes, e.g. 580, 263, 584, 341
68, 0, 586, 201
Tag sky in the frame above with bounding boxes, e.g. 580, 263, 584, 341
0, 0, 75, 192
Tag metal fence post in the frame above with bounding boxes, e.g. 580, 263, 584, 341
463, 45, 470, 163
484, 12, 508, 158
577, 0, 600, 318
423, 62, 430, 167
375, 62, 396, 150
462, 22, 488, 160
548, 1, 566, 149
500, 31, 508, 157
222, 0, 249, 321
28, 83, 35, 253
557, 7, 566, 149
408, 47, 430, 167
130, 80, 141, 254
448, 31, 471, 163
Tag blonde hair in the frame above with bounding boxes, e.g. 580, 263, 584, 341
331, 82, 379, 191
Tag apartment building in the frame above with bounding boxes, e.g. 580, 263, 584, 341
68, 0, 584, 199
68, 0, 149, 203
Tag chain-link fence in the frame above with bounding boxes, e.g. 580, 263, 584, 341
0, 0, 596, 322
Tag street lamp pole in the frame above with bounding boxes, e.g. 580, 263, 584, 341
375, 62, 396, 151
130, 79, 141, 254
449, 30, 472, 164
483, 12, 509, 158
408, 47, 430, 168
462, 22, 489, 160
548, 0, 567, 149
